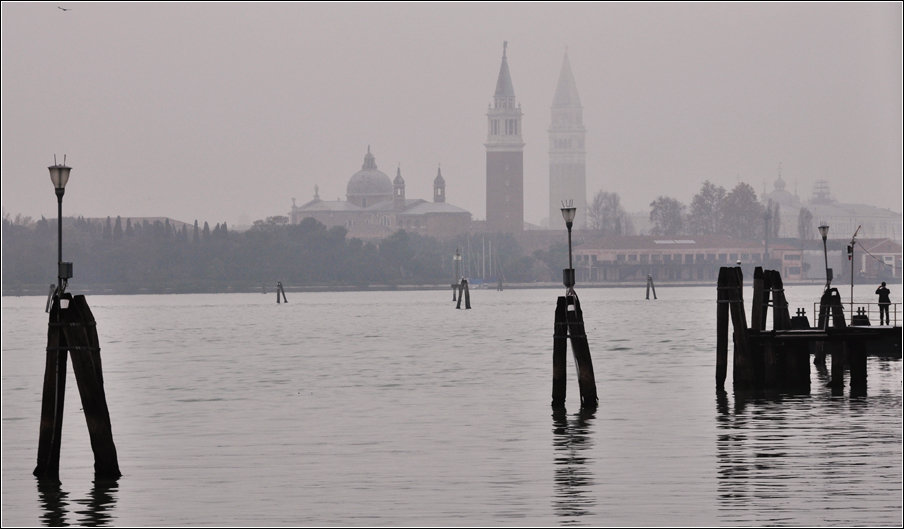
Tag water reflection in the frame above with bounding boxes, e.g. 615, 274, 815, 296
551, 406, 596, 524
715, 390, 799, 524
36, 479, 69, 527
35, 478, 119, 527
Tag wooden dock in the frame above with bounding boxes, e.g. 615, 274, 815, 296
716, 266, 901, 394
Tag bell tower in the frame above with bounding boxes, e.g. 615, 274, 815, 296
548, 49, 587, 228
485, 41, 524, 234
393, 166, 406, 210
434, 166, 446, 203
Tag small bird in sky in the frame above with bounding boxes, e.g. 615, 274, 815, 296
58, 6, 71, 11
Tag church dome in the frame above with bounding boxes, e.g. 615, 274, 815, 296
347, 146, 393, 207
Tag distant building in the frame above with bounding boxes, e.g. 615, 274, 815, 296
485, 41, 524, 235
762, 176, 901, 243
548, 50, 587, 229
290, 147, 471, 240
573, 235, 768, 282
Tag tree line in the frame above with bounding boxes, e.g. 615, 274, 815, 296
587, 180, 815, 241
1, 214, 564, 295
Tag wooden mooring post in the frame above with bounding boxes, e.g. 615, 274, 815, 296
276, 281, 288, 304
551, 293, 598, 409
717, 266, 808, 391
645, 274, 657, 300
455, 278, 471, 309
716, 266, 890, 395
35, 293, 121, 482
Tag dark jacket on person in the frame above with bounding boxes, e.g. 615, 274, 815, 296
876, 286, 891, 304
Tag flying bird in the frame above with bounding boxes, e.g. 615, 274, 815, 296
58, 6, 71, 11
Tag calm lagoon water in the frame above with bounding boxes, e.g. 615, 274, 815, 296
2, 285, 902, 526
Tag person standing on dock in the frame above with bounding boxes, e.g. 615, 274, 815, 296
875, 282, 891, 325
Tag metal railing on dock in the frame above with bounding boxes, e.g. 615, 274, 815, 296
812, 301, 901, 327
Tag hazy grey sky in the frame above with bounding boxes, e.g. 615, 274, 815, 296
2, 2, 902, 229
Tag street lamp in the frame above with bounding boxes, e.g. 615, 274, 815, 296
48, 158, 73, 298
818, 223, 830, 291
848, 225, 861, 317
561, 200, 577, 294
454, 247, 462, 282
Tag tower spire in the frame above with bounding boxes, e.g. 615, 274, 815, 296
548, 49, 587, 228
485, 42, 524, 234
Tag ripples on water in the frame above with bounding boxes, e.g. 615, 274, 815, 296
2, 286, 901, 526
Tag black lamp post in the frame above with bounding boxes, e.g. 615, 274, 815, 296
48, 159, 73, 297
848, 225, 861, 317
818, 223, 830, 291
561, 201, 576, 295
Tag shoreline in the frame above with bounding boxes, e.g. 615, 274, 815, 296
1, 278, 852, 297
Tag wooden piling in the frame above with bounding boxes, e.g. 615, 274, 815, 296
551, 293, 598, 408
716, 268, 729, 388
847, 338, 868, 391
65, 296, 121, 479
726, 267, 755, 389
34, 294, 70, 481
767, 270, 792, 331
565, 294, 598, 408
551, 297, 568, 406
750, 267, 765, 332
645, 274, 657, 300
34, 294, 120, 481
828, 338, 846, 390
455, 279, 471, 310
464, 280, 471, 309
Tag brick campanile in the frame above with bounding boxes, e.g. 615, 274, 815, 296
485, 41, 524, 234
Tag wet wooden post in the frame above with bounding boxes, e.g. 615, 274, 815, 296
566, 294, 598, 408
828, 338, 846, 392
464, 280, 471, 309
452, 247, 462, 302
645, 274, 657, 300
551, 297, 568, 406
769, 270, 808, 389
34, 294, 121, 481
847, 337, 868, 392
34, 294, 70, 481
276, 281, 287, 303
716, 268, 730, 388
456, 279, 470, 310
750, 267, 765, 332
727, 267, 755, 388
65, 296, 121, 479
760, 270, 778, 387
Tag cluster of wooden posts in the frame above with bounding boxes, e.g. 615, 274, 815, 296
552, 292, 598, 409
716, 266, 896, 394
452, 278, 471, 309
34, 294, 120, 482
45, 264, 898, 482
